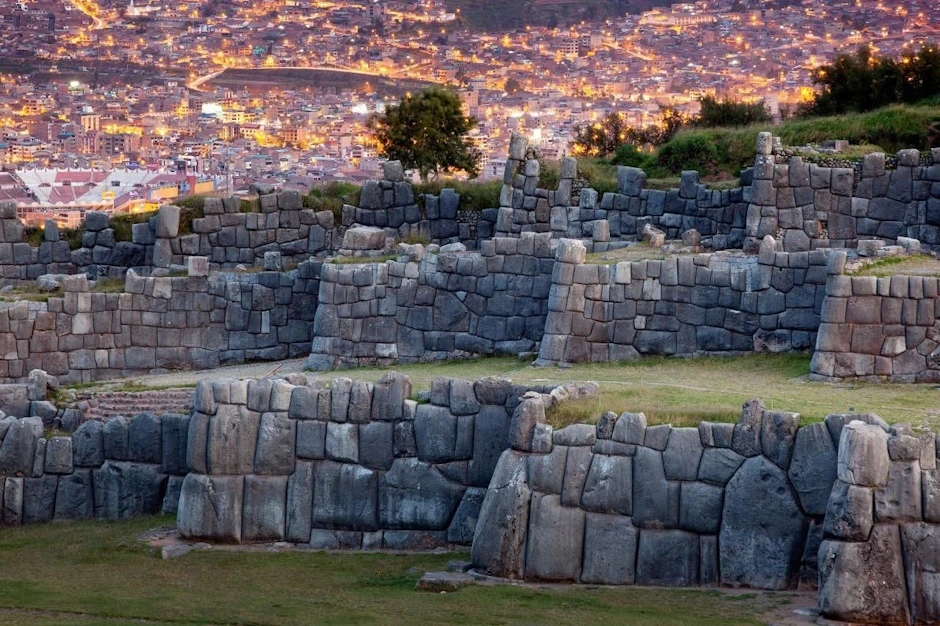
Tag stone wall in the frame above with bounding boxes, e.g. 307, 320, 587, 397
176, 373, 593, 546
0, 411, 189, 525
0, 259, 319, 384
746, 136, 940, 252
0, 190, 336, 282
810, 251, 940, 382
470, 388, 940, 626
536, 236, 830, 364
305, 234, 555, 370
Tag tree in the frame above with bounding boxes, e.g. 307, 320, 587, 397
504, 77, 522, 95
571, 106, 686, 157
695, 95, 771, 127
371, 88, 481, 181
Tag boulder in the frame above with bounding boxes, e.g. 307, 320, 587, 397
341, 226, 385, 251
524, 493, 586, 581
636, 529, 700, 586
580, 513, 638, 584
471, 451, 531, 579
177, 474, 244, 542
788, 422, 838, 516
379, 458, 465, 530
508, 393, 545, 452
611, 412, 646, 445
823, 479, 874, 541
720, 456, 807, 589
818, 525, 911, 625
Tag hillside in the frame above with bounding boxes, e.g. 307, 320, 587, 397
445, 0, 671, 31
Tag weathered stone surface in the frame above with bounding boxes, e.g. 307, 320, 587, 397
325, 422, 358, 463
580, 512, 638, 584
254, 413, 296, 475
508, 394, 545, 452
469, 405, 510, 487
242, 475, 287, 541
818, 524, 911, 625
580, 453, 632, 515
415, 571, 475, 592
0, 417, 42, 475
102, 416, 129, 461
824, 413, 889, 448
561, 446, 592, 507
471, 451, 531, 579
760, 411, 799, 470
837, 422, 890, 487
3, 476, 22, 525
524, 493, 586, 581
448, 378, 480, 416
731, 398, 764, 457
527, 446, 567, 495
414, 404, 471, 463
698, 447, 745, 486
823, 479, 874, 541
788, 422, 838, 516
632, 446, 679, 528
900, 522, 940, 624
359, 421, 394, 471
207, 406, 260, 475
128, 413, 162, 464
21, 474, 58, 524
93, 461, 167, 520
162, 475, 183, 514
311, 460, 378, 531
874, 460, 922, 522
177, 474, 244, 542
663, 428, 703, 481
679, 481, 724, 534
296, 420, 326, 460
53, 469, 94, 521
379, 458, 465, 530
925, 470, 940, 523
611, 412, 646, 445
286, 461, 313, 542
720, 456, 807, 589
636, 529, 700, 586
447, 487, 486, 544
71, 420, 104, 468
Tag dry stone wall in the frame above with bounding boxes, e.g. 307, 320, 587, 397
0, 411, 189, 526
810, 251, 940, 382
176, 373, 593, 547
305, 234, 555, 370
536, 235, 830, 364
0, 260, 319, 384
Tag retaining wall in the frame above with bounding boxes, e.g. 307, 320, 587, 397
536, 236, 829, 364
176, 373, 594, 547
0, 260, 319, 384
0, 411, 189, 525
305, 234, 555, 370
810, 251, 940, 382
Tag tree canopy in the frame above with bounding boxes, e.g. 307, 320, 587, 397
695, 96, 771, 127
370, 88, 482, 181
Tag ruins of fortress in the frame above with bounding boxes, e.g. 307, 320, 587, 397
1, 132, 940, 624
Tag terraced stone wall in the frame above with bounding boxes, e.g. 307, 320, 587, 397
0, 260, 319, 384
810, 251, 940, 382
0, 411, 189, 526
305, 234, 555, 370
536, 236, 830, 364
470, 390, 940, 625
176, 373, 594, 547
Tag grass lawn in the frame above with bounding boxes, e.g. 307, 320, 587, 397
0, 516, 802, 626
328, 354, 940, 431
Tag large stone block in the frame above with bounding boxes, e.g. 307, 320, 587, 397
207, 406, 261, 475
53, 469, 95, 521
72, 420, 104, 468
102, 416, 129, 461
311, 460, 378, 531
823, 479, 874, 541
760, 411, 799, 470
698, 447, 745, 486
254, 413, 296, 475
632, 447, 679, 528
524, 493, 585, 581
160, 414, 191, 475
508, 394, 545, 452
286, 461, 313, 543
471, 451, 531, 579
580, 453, 632, 515
731, 398, 764, 457
679, 481, 724, 534
93, 461, 168, 520
900, 522, 940, 624
414, 404, 473, 463
446, 487, 486, 545
837, 422, 890, 487
636, 529, 700, 586
580, 513, 638, 584
379, 458, 465, 530
242, 475, 287, 541
0, 417, 42, 475
663, 428, 703, 481
720, 456, 807, 589
177, 474, 244, 542
788, 422, 838, 516
874, 461, 922, 522
128, 413, 162, 464
818, 525, 910, 625
469, 405, 510, 487
22, 475, 58, 524
561, 446, 592, 507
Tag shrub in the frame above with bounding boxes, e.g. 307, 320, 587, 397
655, 133, 721, 174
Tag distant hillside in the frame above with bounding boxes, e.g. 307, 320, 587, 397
445, 0, 672, 31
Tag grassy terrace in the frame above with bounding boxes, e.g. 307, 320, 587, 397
303, 354, 939, 431
0, 515, 806, 626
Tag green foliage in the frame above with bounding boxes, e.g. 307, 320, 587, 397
23, 227, 43, 247
572, 107, 685, 158
413, 178, 502, 212
371, 88, 482, 181
109, 211, 156, 242
656, 132, 720, 173
304, 181, 361, 222
60, 226, 84, 251
807, 43, 940, 115
239, 198, 259, 213
610, 143, 652, 168
696, 96, 771, 128
399, 233, 430, 245
174, 195, 206, 210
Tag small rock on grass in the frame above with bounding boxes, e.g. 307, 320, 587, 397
415, 572, 475, 592
162, 544, 192, 560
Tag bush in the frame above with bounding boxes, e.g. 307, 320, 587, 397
110, 211, 156, 242
609, 144, 651, 169
655, 133, 720, 173
304, 182, 361, 222
414, 179, 502, 212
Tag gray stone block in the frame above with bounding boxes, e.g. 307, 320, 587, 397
160, 414, 190, 476
379, 458, 465, 530
663, 428, 703, 481
311, 460, 378, 531
242, 475, 287, 541
837, 422, 890, 487
698, 447, 745, 486
731, 398, 763, 457
471, 451, 531, 579
177, 474, 243, 542
679, 482, 724, 534
414, 404, 472, 463
580, 512, 638, 584
93, 461, 167, 520
325, 422, 358, 463
0, 417, 43, 475
128, 413, 162, 464
447, 487, 487, 545
823, 479, 874, 541
53, 469, 95, 521
524, 493, 585, 581
72, 420, 104, 468
43, 436, 73, 474
636, 529, 700, 586
580, 453, 632, 515
102, 416, 129, 461
874, 461, 922, 522
788, 422, 837, 516
900, 522, 940, 624
632, 447, 679, 528
286, 461, 313, 542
